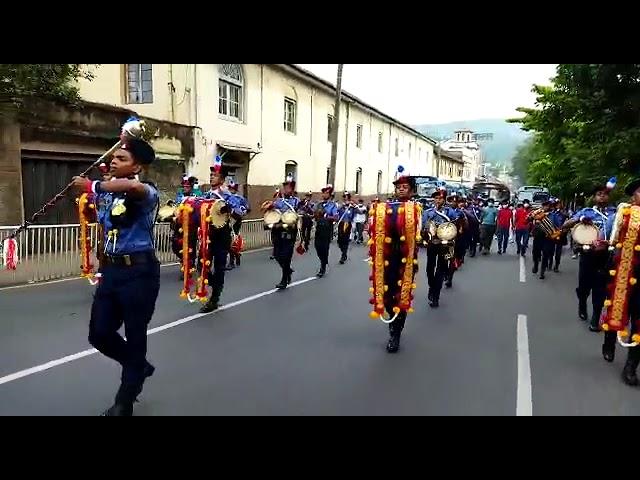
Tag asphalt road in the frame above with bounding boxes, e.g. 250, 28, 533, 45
0, 239, 638, 416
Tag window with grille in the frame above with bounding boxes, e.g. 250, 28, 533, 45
378, 132, 383, 153
355, 168, 362, 194
284, 97, 297, 133
126, 64, 153, 104
377, 170, 383, 194
218, 64, 244, 121
356, 124, 363, 148
395, 138, 399, 157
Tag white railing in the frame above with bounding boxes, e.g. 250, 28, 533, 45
0, 219, 273, 287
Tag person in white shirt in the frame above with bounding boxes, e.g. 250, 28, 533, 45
353, 198, 368, 244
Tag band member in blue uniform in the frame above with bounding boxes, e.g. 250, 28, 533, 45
225, 180, 249, 271
447, 196, 470, 287
297, 192, 315, 252
423, 190, 460, 307
200, 161, 247, 312
263, 175, 300, 289
548, 198, 568, 273
337, 192, 355, 264
467, 197, 482, 257
562, 181, 617, 330
72, 137, 160, 417
313, 184, 339, 278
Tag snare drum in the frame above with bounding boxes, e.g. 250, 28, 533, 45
571, 223, 599, 251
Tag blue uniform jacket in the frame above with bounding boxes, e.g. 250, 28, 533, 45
272, 196, 301, 214
97, 183, 159, 255
203, 189, 248, 217
422, 206, 460, 226
570, 206, 616, 239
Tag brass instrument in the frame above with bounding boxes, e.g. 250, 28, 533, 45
531, 208, 561, 240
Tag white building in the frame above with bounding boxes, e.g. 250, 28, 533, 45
79, 64, 436, 211
438, 129, 482, 187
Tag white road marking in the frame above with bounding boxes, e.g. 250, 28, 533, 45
0, 276, 317, 387
519, 256, 526, 283
516, 314, 533, 416
0, 247, 274, 292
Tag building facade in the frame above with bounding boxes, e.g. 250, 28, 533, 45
437, 129, 482, 186
79, 64, 437, 212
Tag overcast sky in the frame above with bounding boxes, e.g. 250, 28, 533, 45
297, 64, 557, 125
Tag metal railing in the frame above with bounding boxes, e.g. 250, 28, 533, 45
0, 219, 273, 287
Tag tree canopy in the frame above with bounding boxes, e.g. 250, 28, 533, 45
509, 64, 640, 201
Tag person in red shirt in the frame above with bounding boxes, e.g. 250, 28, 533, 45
496, 200, 513, 254
514, 200, 532, 256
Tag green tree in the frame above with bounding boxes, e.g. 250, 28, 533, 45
0, 64, 97, 112
509, 64, 640, 201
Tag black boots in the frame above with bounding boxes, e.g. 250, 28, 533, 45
386, 324, 401, 353
339, 252, 348, 265
532, 263, 539, 274
428, 290, 439, 308
578, 297, 588, 321
276, 268, 292, 289
316, 264, 327, 278
589, 309, 602, 332
602, 333, 616, 363
200, 285, 222, 313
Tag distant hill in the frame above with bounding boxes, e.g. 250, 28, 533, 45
415, 119, 530, 167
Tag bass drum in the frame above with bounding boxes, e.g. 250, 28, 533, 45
572, 223, 599, 251
264, 210, 282, 229
281, 211, 299, 228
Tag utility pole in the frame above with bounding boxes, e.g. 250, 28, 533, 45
328, 64, 344, 187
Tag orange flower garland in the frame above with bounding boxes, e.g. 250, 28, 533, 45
601, 205, 640, 332
77, 193, 97, 284
368, 201, 421, 320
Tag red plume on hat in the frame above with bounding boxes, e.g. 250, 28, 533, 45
98, 162, 109, 174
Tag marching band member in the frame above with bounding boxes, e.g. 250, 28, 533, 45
448, 196, 471, 285
225, 180, 249, 271
561, 181, 617, 330
529, 200, 555, 280
71, 138, 159, 417
200, 159, 247, 313
548, 198, 568, 273
337, 192, 355, 264
313, 185, 339, 278
263, 175, 300, 289
467, 197, 482, 257
368, 172, 421, 353
598, 178, 640, 385
171, 176, 200, 277
423, 190, 460, 308
297, 192, 315, 252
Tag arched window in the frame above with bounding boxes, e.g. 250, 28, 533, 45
218, 64, 244, 121
285, 160, 298, 182
377, 170, 383, 194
